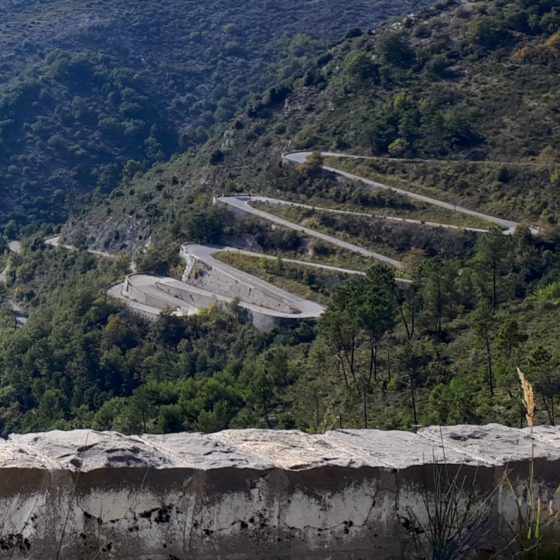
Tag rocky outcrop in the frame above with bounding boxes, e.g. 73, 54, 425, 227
0, 425, 559, 559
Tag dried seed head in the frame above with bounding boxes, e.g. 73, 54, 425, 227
518, 368, 535, 427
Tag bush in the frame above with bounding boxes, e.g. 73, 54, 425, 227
344, 51, 378, 81
377, 33, 416, 68
209, 149, 225, 165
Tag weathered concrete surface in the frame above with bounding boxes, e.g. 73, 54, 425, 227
181, 244, 325, 321
0, 425, 559, 559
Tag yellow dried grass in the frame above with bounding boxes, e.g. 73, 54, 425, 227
517, 367, 535, 427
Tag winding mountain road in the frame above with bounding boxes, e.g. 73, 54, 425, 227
241, 195, 490, 234
183, 244, 325, 319
283, 152, 520, 232
218, 247, 366, 276
45, 236, 115, 258
40, 152, 528, 326
218, 195, 403, 269
108, 244, 325, 327
1, 240, 28, 327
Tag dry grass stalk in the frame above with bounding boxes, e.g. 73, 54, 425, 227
517, 367, 535, 427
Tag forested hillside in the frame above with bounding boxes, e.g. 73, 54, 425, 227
67, 0, 560, 254
0, 0, 432, 228
1, 0, 560, 436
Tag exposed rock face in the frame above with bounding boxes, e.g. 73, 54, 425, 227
0, 425, 559, 559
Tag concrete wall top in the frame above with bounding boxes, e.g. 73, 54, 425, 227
1, 425, 560, 559
3, 424, 559, 473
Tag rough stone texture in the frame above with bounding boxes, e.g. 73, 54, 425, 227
0, 425, 559, 559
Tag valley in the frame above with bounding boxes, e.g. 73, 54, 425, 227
0, 0, 559, 437
0, 0, 434, 228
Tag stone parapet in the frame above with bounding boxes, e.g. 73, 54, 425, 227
0, 425, 558, 559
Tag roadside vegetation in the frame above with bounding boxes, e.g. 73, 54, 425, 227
65, 0, 560, 254
214, 252, 345, 305
2, 216, 560, 434
250, 200, 480, 261
328, 157, 557, 224
255, 188, 492, 230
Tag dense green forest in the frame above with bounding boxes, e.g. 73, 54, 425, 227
1, 0, 560, 436
0, 0, 432, 228
2, 219, 560, 434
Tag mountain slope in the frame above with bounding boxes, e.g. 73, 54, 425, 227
0, 0, 433, 229
68, 0, 560, 253
2, 0, 560, 438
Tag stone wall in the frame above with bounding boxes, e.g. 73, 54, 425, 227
182, 253, 298, 314
154, 280, 218, 311
0, 425, 559, 559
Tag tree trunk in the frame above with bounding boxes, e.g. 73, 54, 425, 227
542, 396, 554, 426
390, 283, 412, 341
409, 376, 418, 427
262, 390, 271, 428
410, 290, 416, 339
341, 342, 357, 387
337, 356, 350, 390
347, 330, 357, 386
335, 325, 356, 386
362, 385, 368, 429
435, 275, 443, 339
492, 260, 497, 314
368, 334, 378, 385
485, 336, 494, 397
394, 288, 412, 341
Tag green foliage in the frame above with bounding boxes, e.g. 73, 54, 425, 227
403, 461, 494, 560
467, 17, 513, 51
202, 0, 560, 176
4, 199, 560, 434
377, 33, 416, 68
136, 242, 181, 276
297, 151, 324, 176
0, 52, 176, 226
344, 52, 378, 82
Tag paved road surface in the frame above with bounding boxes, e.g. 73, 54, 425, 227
7, 241, 21, 254
283, 152, 519, 232
218, 196, 403, 269
109, 258, 325, 322
45, 236, 115, 258
244, 195, 489, 234
46, 150, 525, 321
182, 244, 325, 318
1, 241, 28, 326
220, 247, 367, 276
